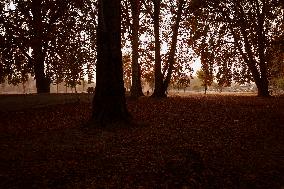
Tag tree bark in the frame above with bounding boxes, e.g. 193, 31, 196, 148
31, 0, 50, 93
152, 0, 184, 98
163, 0, 184, 92
91, 0, 130, 126
256, 78, 270, 97
151, 0, 166, 98
256, 4, 270, 97
232, 2, 270, 97
33, 47, 50, 93
130, 0, 144, 98
240, 23, 270, 97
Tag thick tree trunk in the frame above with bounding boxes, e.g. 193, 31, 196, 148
31, 0, 50, 93
255, 78, 270, 97
33, 49, 50, 93
130, 0, 144, 98
91, 0, 130, 126
256, 14, 270, 97
151, 0, 166, 98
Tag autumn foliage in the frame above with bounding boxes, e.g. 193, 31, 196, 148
0, 95, 283, 188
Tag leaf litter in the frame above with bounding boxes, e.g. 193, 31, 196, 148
0, 95, 283, 188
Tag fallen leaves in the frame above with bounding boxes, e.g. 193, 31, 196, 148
0, 95, 283, 188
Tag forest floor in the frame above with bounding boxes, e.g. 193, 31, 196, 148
0, 94, 283, 188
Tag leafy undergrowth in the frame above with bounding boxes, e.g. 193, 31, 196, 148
0, 95, 283, 188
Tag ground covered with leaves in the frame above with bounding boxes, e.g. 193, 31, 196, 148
0, 95, 283, 188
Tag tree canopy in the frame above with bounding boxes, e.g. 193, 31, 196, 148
1, 0, 283, 96
192, 0, 283, 96
0, 0, 96, 93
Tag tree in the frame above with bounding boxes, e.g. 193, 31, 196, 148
269, 33, 284, 93
122, 0, 144, 98
91, 0, 130, 126
196, 68, 213, 94
140, 0, 204, 98
0, 47, 30, 88
195, 35, 214, 95
0, 0, 66, 93
169, 59, 192, 92
142, 0, 186, 98
150, 0, 164, 97
199, 0, 283, 97
171, 75, 191, 92
0, 0, 95, 93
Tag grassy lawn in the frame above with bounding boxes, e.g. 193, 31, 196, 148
0, 94, 283, 188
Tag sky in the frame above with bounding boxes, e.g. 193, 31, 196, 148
191, 58, 202, 75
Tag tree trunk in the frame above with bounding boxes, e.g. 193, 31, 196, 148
151, 0, 166, 98
31, 0, 50, 94
152, 0, 184, 98
33, 49, 50, 93
231, 3, 270, 97
130, 0, 144, 98
91, 0, 130, 126
162, 0, 184, 92
255, 78, 270, 97
256, 11, 270, 97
